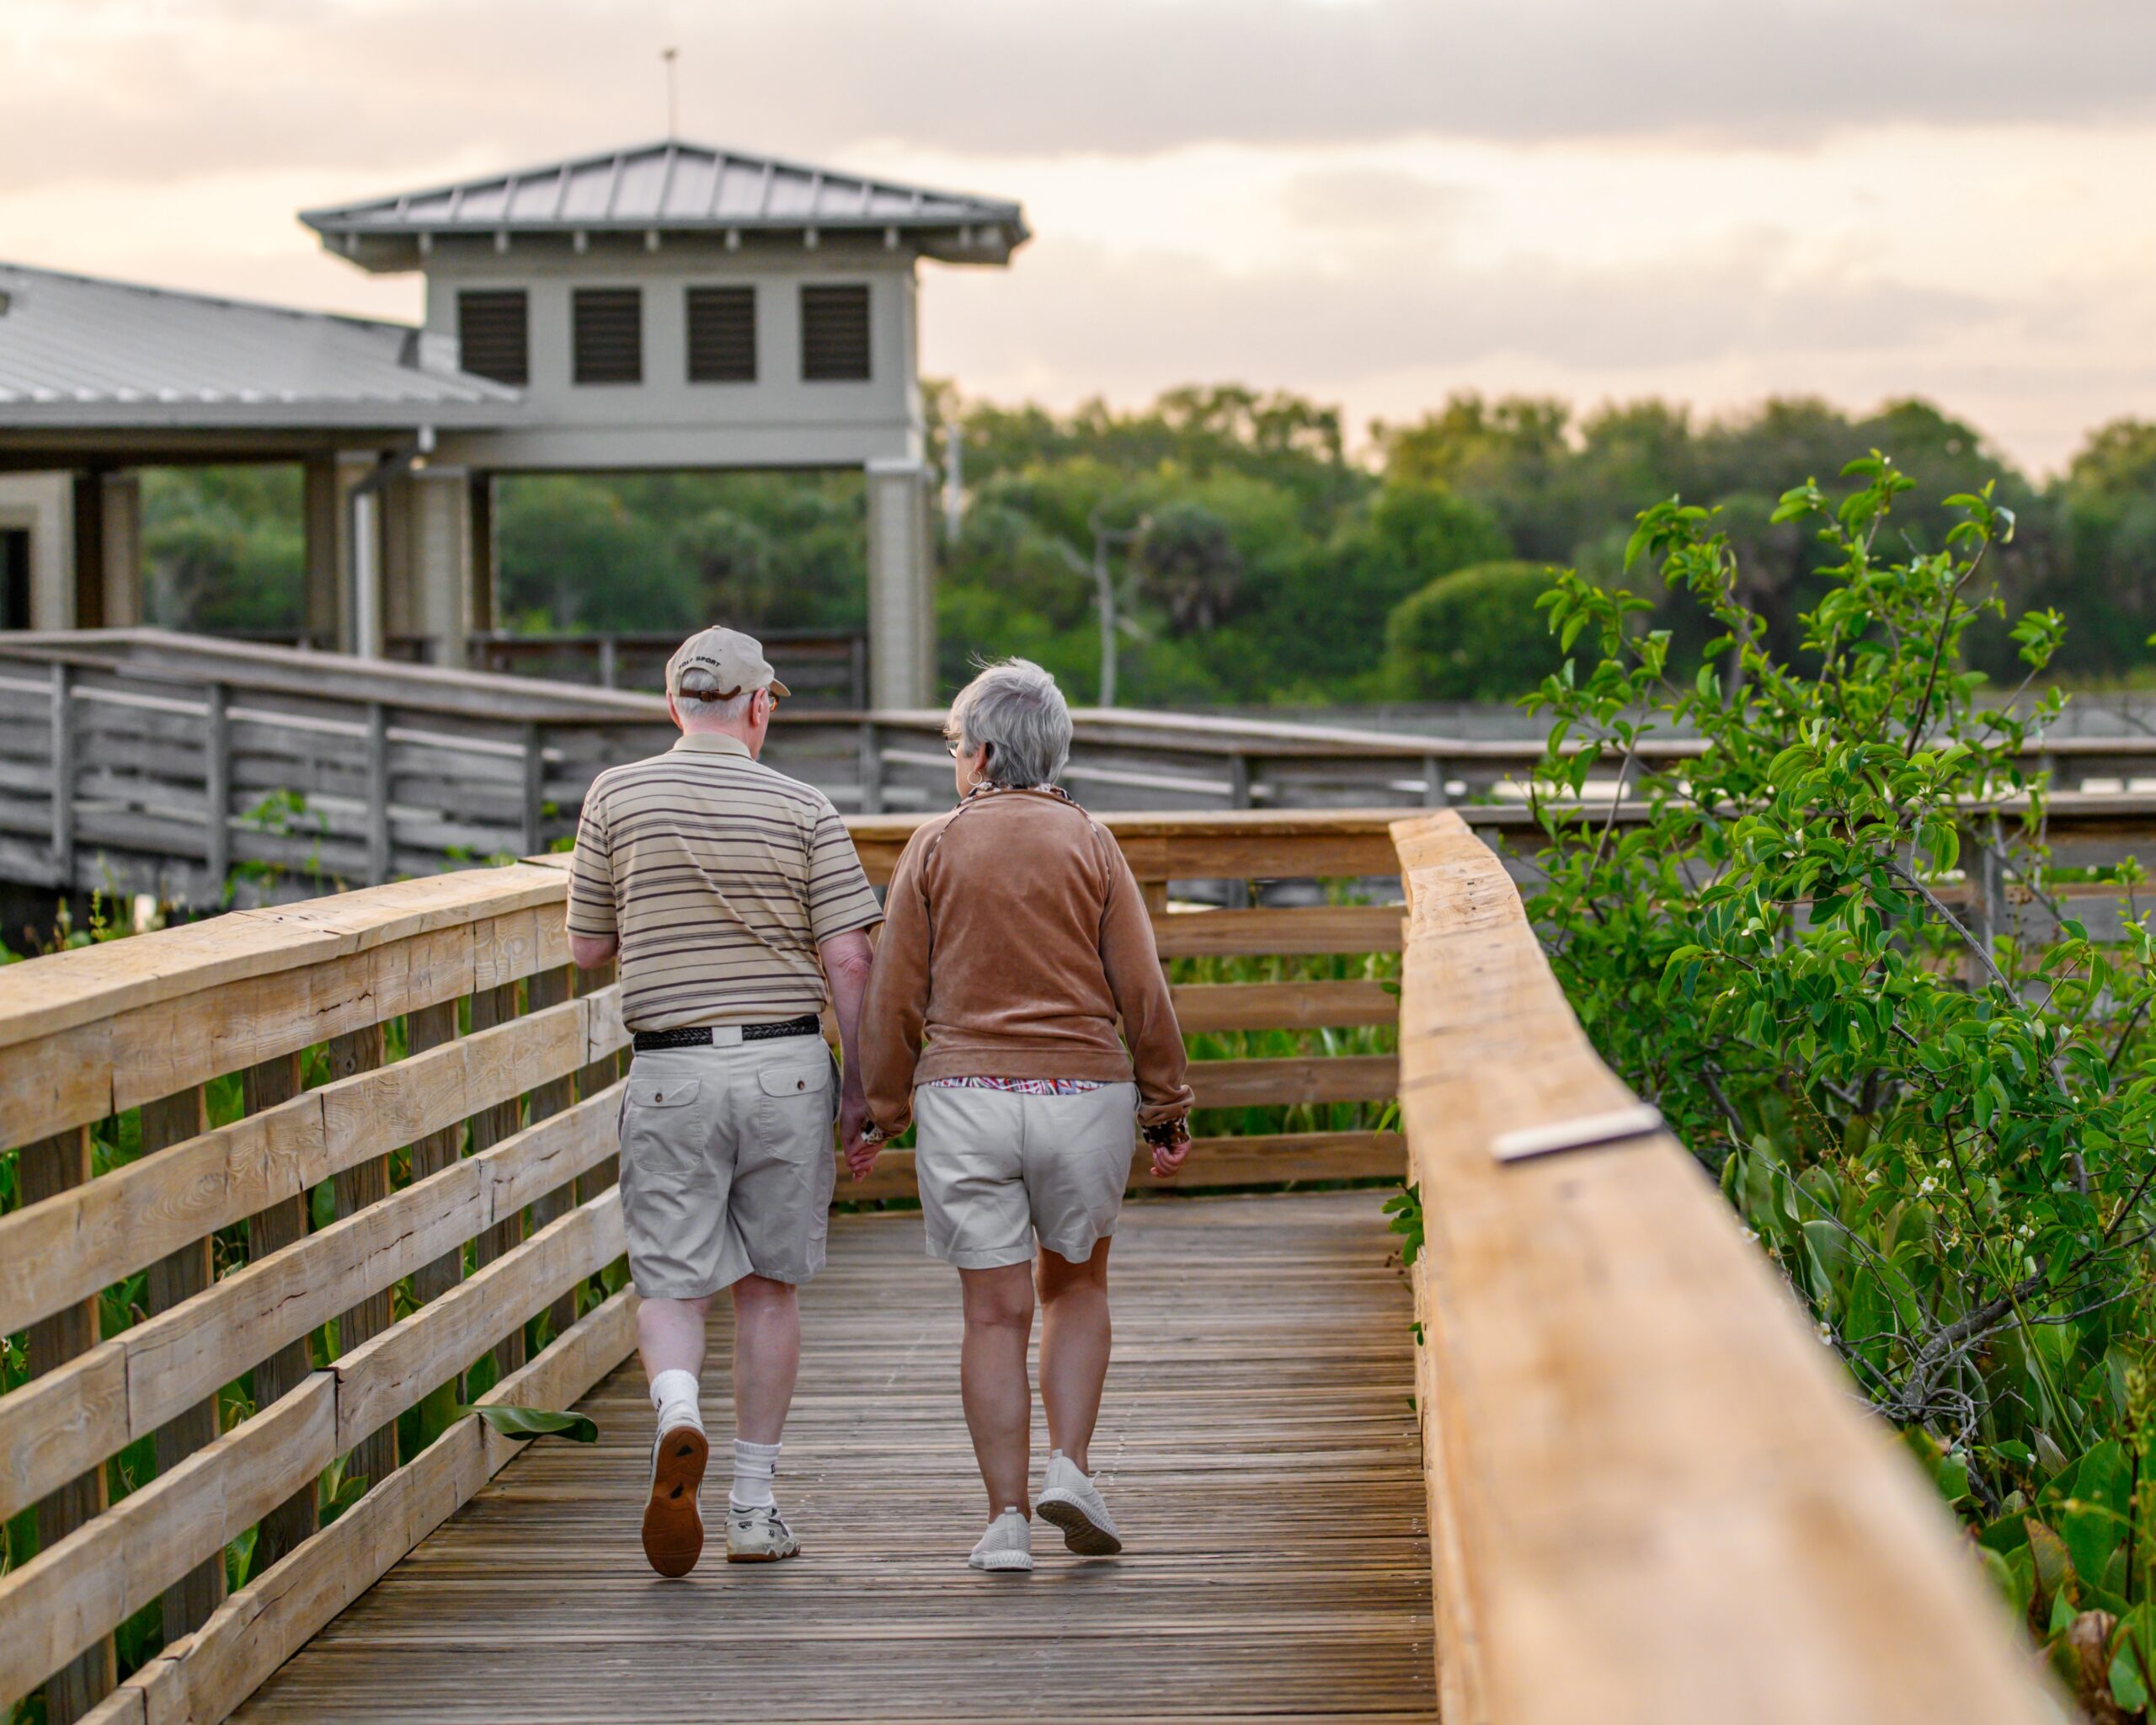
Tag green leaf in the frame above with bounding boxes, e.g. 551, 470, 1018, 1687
457, 1404, 600, 1443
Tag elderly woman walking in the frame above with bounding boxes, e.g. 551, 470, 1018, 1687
857, 660, 1193, 1573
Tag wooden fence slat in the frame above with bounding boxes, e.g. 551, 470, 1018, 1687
403, 999, 464, 1311
0, 1375, 336, 1714
325, 1028, 397, 1500
1187, 1054, 1399, 1109
237, 1053, 315, 1575
1169, 979, 1399, 1033
18, 1128, 115, 1724
1150, 905, 1403, 959
466, 980, 526, 1380
0, 989, 618, 1338
136, 1087, 225, 1643
523, 964, 579, 1338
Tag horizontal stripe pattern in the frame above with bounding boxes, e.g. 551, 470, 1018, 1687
567, 737, 882, 1031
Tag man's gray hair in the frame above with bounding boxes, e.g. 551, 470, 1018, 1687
948, 659, 1072, 788
677, 665, 753, 723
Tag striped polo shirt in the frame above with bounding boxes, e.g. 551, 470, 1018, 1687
565, 732, 883, 1032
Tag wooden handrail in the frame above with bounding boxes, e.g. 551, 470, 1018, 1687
1391, 809, 2058, 1722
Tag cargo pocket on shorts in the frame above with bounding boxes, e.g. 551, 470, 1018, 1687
622, 1078, 702, 1165
757, 1060, 836, 1197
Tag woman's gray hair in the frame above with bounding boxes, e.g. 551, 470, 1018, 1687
947, 659, 1072, 788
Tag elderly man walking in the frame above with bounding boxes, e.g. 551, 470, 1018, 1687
566, 627, 880, 1576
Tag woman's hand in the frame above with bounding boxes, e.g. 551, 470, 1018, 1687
845, 1123, 887, 1183
1146, 1119, 1192, 1179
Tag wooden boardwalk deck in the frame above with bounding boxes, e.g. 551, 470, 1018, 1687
227, 1193, 1437, 1725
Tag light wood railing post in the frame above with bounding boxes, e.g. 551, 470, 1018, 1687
19, 1126, 115, 1723
326, 1026, 398, 1497
241, 1050, 317, 1573
363, 702, 390, 887
48, 661, 74, 889
468, 980, 528, 1379
526, 963, 580, 1339
140, 1085, 226, 1639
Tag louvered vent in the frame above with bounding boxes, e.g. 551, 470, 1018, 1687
686, 286, 757, 383
799, 285, 871, 382
456, 291, 528, 385
572, 288, 643, 385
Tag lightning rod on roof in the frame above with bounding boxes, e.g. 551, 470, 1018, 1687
662, 47, 679, 141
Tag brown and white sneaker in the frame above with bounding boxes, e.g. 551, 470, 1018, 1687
642, 1418, 709, 1578
726, 1501, 800, 1562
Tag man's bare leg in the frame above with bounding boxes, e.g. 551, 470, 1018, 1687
730, 1274, 800, 1445
1037, 1238, 1112, 1471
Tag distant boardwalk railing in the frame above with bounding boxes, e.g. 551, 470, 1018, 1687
0, 810, 1406, 1724
1390, 810, 2060, 1723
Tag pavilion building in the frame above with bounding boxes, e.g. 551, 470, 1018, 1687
0, 141, 1028, 707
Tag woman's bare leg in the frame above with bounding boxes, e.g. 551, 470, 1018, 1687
958, 1263, 1037, 1516
1036, 1237, 1112, 1471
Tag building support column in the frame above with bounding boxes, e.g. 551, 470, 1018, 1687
69, 474, 107, 630
303, 453, 372, 652
468, 471, 497, 638
96, 473, 141, 628
385, 465, 474, 669
864, 457, 935, 710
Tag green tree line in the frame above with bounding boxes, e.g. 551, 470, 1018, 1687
133, 387, 2156, 706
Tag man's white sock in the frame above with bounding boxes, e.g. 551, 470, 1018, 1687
731, 1438, 782, 1509
649, 1369, 702, 1434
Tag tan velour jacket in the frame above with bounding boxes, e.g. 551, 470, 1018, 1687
859, 788, 1194, 1135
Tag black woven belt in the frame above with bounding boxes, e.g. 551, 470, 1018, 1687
632, 1015, 822, 1053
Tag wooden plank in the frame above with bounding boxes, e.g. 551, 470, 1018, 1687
466, 980, 526, 1379
51, 661, 75, 884
403, 1001, 465, 1308
1171, 979, 1398, 1033
1187, 1055, 1398, 1109
325, 1028, 397, 1500
238, 1052, 316, 1575
0, 988, 616, 1338
522, 964, 579, 1338
332, 1188, 623, 1452
137, 1086, 225, 1643
1390, 809, 2060, 1724
1151, 905, 1403, 959
573, 958, 622, 1200
109, 1291, 638, 1725
204, 682, 232, 889
845, 1131, 1406, 1202
0, 1375, 336, 1714
363, 703, 389, 888
18, 1128, 116, 1724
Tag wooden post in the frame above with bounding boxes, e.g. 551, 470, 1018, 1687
848, 635, 868, 710
468, 981, 527, 1376
521, 724, 545, 857
49, 661, 74, 889
139, 1086, 226, 1640
1422, 754, 1450, 809
574, 958, 622, 1203
241, 1052, 317, 1573
857, 720, 883, 814
597, 635, 619, 690
327, 1026, 398, 1497
526, 964, 580, 1338
364, 702, 390, 887
19, 1128, 115, 1723
1226, 753, 1251, 809
405, 1001, 465, 1306
205, 681, 232, 898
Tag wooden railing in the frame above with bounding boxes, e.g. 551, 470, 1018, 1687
1391, 810, 2061, 1722
462, 628, 867, 708
0, 811, 1406, 1722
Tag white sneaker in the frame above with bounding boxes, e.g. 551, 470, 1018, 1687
969, 1507, 1033, 1572
642, 1417, 708, 1578
726, 1501, 800, 1562
1036, 1451, 1122, 1555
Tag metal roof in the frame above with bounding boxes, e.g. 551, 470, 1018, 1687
300, 140, 1028, 264
0, 260, 520, 429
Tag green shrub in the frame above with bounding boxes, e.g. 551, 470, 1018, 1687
1381, 558, 1561, 702
1527, 455, 2156, 1714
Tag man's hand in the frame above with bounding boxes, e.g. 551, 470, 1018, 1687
1147, 1119, 1193, 1179
839, 1092, 880, 1182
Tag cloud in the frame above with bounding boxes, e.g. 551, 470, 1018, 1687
4, 0, 2154, 194
1279, 169, 1465, 234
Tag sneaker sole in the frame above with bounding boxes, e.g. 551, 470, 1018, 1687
970, 1550, 1035, 1572
641, 1428, 708, 1578
726, 1545, 800, 1564
1038, 1493, 1123, 1556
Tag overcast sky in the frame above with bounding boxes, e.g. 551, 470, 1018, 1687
6, 0, 2151, 473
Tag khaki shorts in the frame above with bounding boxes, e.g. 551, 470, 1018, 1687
912, 1081, 1139, 1270
616, 1039, 838, 1298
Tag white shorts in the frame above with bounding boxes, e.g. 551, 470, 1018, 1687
911, 1081, 1139, 1269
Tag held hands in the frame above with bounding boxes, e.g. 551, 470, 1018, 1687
1146, 1118, 1193, 1179
840, 1092, 883, 1182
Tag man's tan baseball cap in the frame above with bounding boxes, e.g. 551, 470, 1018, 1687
665, 627, 791, 701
